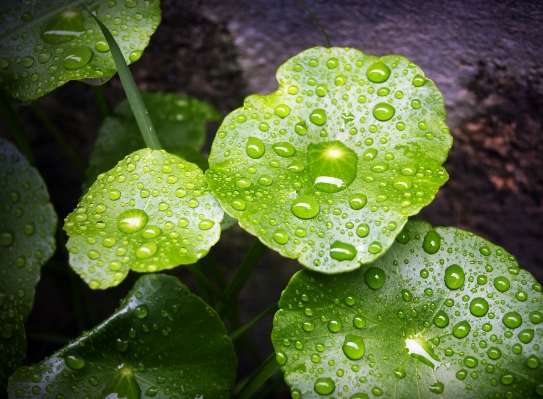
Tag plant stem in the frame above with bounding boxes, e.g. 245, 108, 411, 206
186, 263, 222, 298
29, 103, 86, 177
83, 6, 162, 150
294, 0, 332, 47
215, 238, 267, 318
0, 92, 36, 166
229, 303, 278, 341
91, 85, 110, 117
233, 353, 280, 399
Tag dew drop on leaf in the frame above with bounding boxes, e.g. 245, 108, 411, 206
364, 267, 385, 289
349, 193, 367, 210
452, 320, 471, 338
134, 304, 148, 319
433, 310, 449, 328
342, 334, 365, 360
41, 9, 85, 44
142, 226, 161, 239
272, 142, 296, 157
429, 381, 444, 394
330, 241, 357, 261
276, 351, 287, 366
135, 242, 157, 259
469, 297, 489, 317
246, 137, 265, 159
422, 230, 441, 254
314, 377, 335, 395
494, 276, 511, 292
117, 209, 149, 233
273, 229, 288, 244
309, 108, 327, 126
366, 61, 391, 83
291, 196, 320, 219
64, 353, 85, 370
62, 46, 94, 70
0, 230, 14, 246
502, 312, 522, 329
373, 103, 395, 121
444, 264, 465, 289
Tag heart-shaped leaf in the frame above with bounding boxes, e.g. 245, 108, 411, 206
84, 92, 221, 191
0, 0, 161, 101
0, 138, 57, 392
206, 47, 452, 273
272, 220, 543, 398
7, 273, 237, 399
65, 148, 223, 289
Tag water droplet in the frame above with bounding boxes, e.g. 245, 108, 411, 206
326, 57, 338, 69
276, 351, 287, 366
129, 50, 142, 62
353, 316, 365, 328
41, 10, 85, 44
349, 193, 367, 210
422, 230, 441, 254
0, 58, 10, 68
142, 226, 161, 239
117, 209, 149, 233
368, 242, 382, 254
23, 222, 35, 235
136, 242, 157, 259
469, 297, 489, 317
0, 231, 14, 246
527, 355, 540, 369
433, 310, 449, 328
452, 320, 471, 338
199, 219, 215, 230
64, 353, 85, 370
109, 189, 121, 200
401, 289, 412, 301
62, 46, 94, 69
342, 335, 365, 360
364, 267, 385, 289
344, 296, 356, 306
309, 108, 327, 126
314, 377, 335, 395
330, 241, 357, 261
373, 103, 395, 121
115, 338, 129, 352
246, 137, 265, 159
393, 176, 413, 191
499, 373, 515, 385
487, 347, 502, 360
22, 56, 34, 68
273, 142, 296, 157
412, 74, 426, 87
291, 196, 320, 219
287, 160, 305, 173
494, 276, 510, 292
366, 61, 391, 83
316, 84, 327, 97
95, 40, 110, 52
363, 148, 377, 161
274, 104, 290, 118
134, 304, 148, 318
456, 369, 467, 380
295, 122, 307, 136
328, 319, 342, 333
232, 197, 246, 211
273, 230, 288, 244
372, 387, 383, 396
518, 329, 534, 344
530, 311, 543, 324
307, 141, 357, 193
502, 312, 522, 329
356, 223, 370, 237
429, 382, 444, 394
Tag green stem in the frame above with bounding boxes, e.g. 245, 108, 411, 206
29, 103, 86, 176
251, 372, 284, 399
91, 85, 110, 117
0, 92, 36, 165
294, 0, 332, 47
83, 6, 161, 150
215, 238, 267, 318
229, 303, 278, 341
233, 354, 280, 399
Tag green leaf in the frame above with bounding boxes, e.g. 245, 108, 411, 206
0, 0, 161, 101
64, 148, 224, 289
272, 220, 543, 398
206, 47, 452, 273
84, 92, 221, 191
7, 273, 237, 399
0, 138, 57, 392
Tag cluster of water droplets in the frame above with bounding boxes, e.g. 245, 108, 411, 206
0, 1, 160, 100
207, 46, 451, 273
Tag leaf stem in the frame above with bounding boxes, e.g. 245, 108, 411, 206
232, 353, 280, 399
0, 92, 36, 166
215, 238, 267, 318
294, 0, 332, 47
29, 103, 86, 177
229, 303, 278, 341
91, 85, 110, 118
82, 6, 162, 150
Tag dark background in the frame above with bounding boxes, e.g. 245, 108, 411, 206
1, 0, 542, 396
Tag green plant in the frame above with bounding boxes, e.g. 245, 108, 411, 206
1, 1, 542, 399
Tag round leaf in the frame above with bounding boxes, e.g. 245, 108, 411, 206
206, 47, 452, 273
64, 148, 223, 289
84, 92, 221, 191
7, 274, 237, 399
272, 220, 543, 399
0, 0, 161, 101
0, 138, 57, 391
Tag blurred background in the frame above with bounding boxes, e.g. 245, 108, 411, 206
1, 0, 542, 397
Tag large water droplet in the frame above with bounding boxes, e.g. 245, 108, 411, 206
273, 229, 288, 245
328, 319, 342, 333
373, 103, 395, 121
246, 137, 265, 159
444, 264, 465, 289
342, 335, 365, 360
502, 311, 522, 329
273, 142, 296, 157
452, 320, 471, 338
314, 377, 335, 395
41, 10, 85, 44
276, 351, 287, 366
494, 276, 510, 292
364, 267, 385, 289
65, 353, 85, 370
429, 382, 444, 394
274, 104, 290, 118
349, 193, 367, 210
469, 297, 489, 317
330, 241, 357, 261
117, 209, 149, 233
433, 310, 449, 328
309, 109, 327, 126
366, 61, 391, 83
62, 46, 94, 69
422, 230, 441, 254
518, 329, 534, 344
291, 196, 320, 219
307, 141, 358, 193
487, 347, 502, 360
134, 304, 148, 319
136, 242, 157, 259
393, 176, 413, 191
142, 225, 162, 239
0, 231, 14, 246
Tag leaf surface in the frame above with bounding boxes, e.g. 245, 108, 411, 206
272, 220, 543, 398
0, 138, 57, 392
206, 47, 452, 273
65, 149, 223, 289
8, 274, 237, 399
84, 92, 220, 191
0, 0, 161, 101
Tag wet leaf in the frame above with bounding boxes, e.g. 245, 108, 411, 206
0, 138, 57, 392
84, 92, 221, 191
64, 148, 223, 289
8, 274, 237, 399
272, 220, 543, 399
0, 0, 161, 101
206, 47, 452, 273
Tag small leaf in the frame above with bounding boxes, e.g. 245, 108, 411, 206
8, 274, 237, 399
0, 138, 57, 392
0, 0, 161, 101
272, 220, 543, 398
84, 92, 221, 191
206, 47, 452, 273
65, 149, 223, 289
